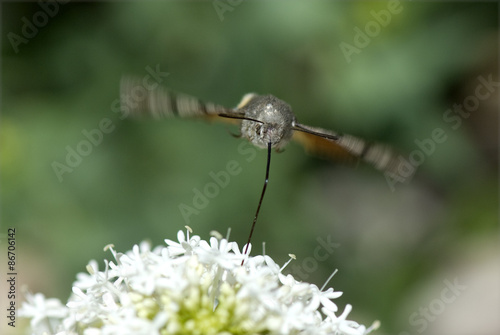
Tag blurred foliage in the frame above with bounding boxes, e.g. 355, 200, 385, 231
1, 1, 498, 334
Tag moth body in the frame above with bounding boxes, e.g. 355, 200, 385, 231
238, 94, 295, 150
120, 76, 413, 179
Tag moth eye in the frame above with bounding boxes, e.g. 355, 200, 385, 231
255, 124, 262, 134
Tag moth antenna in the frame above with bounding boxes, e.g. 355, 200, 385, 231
293, 123, 340, 141
219, 113, 264, 124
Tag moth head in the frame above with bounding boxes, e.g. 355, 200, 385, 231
239, 95, 295, 149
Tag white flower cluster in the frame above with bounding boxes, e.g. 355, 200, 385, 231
20, 228, 379, 335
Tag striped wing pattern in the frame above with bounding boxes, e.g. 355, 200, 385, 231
292, 123, 403, 176
121, 77, 407, 177
120, 77, 240, 124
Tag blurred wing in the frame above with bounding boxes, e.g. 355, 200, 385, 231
292, 123, 356, 163
120, 76, 242, 125
292, 123, 408, 177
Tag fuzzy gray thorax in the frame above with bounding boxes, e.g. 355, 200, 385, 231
239, 95, 296, 149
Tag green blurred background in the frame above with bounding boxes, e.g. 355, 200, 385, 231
1, 1, 498, 334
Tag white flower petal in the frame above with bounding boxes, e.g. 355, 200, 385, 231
20, 229, 375, 335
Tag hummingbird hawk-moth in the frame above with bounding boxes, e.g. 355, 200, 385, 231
120, 77, 409, 256
120, 77, 405, 175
